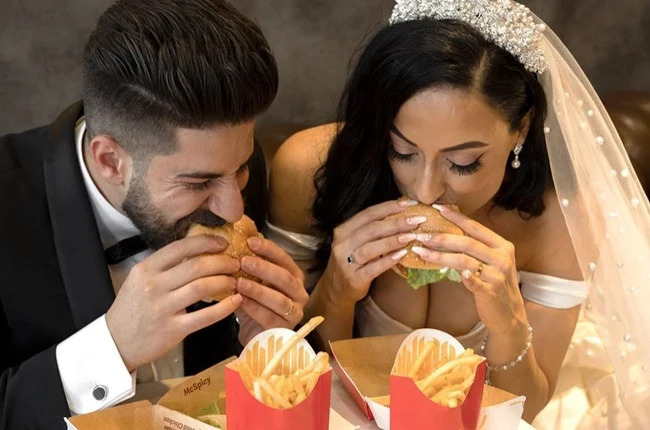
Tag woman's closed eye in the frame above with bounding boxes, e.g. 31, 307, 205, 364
388, 145, 417, 162
448, 155, 483, 175
390, 146, 483, 176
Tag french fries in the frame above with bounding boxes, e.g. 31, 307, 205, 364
393, 337, 483, 408
234, 316, 330, 409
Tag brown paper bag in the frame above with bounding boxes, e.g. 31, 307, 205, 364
67, 358, 234, 430
66, 400, 154, 429
151, 356, 236, 429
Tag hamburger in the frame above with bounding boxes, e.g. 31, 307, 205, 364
386, 203, 465, 289
185, 215, 260, 301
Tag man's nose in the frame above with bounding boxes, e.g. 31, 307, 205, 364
206, 180, 245, 224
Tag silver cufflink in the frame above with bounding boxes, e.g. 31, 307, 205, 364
92, 385, 108, 401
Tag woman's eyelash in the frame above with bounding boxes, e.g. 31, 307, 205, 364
389, 145, 483, 175
449, 156, 483, 175
388, 146, 415, 163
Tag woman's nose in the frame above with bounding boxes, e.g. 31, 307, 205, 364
414, 168, 445, 205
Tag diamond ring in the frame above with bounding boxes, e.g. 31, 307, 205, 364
347, 253, 358, 265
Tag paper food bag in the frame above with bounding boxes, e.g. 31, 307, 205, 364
152, 356, 235, 429
65, 359, 233, 430
66, 400, 154, 430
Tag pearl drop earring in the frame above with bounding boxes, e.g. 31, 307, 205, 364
511, 143, 523, 169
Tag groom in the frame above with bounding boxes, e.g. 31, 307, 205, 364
0, 1, 307, 428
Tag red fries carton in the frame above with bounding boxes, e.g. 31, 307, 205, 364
331, 332, 526, 430
225, 322, 332, 430
389, 329, 486, 429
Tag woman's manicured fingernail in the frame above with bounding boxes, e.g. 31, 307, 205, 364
399, 199, 419, 207
407, 216, 427, 225
392, 249, 408, 260
463, 270, 472, 280
398, 234, 417, 244
411, 246, 429, 258
416, 233, 432, 242
432, 204, 448, 213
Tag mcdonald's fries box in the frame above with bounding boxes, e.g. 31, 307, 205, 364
224, 327, 332, 430
67, 325, 334, 430
330, 331, 527, 430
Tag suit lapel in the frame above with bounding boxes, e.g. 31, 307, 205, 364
43, 102, 115, 330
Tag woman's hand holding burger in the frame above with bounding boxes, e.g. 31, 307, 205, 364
320, 199, 427, 306
410, 205, 529, 343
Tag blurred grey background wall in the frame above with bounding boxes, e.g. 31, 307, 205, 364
1, 0, 649, 142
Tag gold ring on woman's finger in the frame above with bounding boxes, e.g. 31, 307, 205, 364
474, 262, 484, 278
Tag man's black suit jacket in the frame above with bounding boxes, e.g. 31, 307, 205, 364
0, 102, 269, 429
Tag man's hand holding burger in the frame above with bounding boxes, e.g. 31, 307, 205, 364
236, 235, 308, 341
106, 235, 243, 372
186, 215, 308, 344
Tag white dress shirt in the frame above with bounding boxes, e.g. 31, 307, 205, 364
55, 118, 183, 415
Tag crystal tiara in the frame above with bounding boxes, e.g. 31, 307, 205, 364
389, 0, 548, 74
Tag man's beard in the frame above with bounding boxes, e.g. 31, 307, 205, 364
122, 175, 226, 250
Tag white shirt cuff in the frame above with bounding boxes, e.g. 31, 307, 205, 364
56, 314, 136, 415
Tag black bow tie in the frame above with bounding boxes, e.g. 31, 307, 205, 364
104, 235, 148, 265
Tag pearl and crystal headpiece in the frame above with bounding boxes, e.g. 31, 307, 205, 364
389, 0, 548, 74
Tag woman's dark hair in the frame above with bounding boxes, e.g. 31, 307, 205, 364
313, 19, 549, 268
82, 0, 278, 163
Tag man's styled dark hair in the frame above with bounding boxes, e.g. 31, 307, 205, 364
82, 0, 278, 161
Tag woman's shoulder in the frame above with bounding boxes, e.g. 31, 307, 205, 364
268, 123, 337, 234
272, 123, 336, 172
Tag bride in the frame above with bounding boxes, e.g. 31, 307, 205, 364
266, 0, 650, 427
